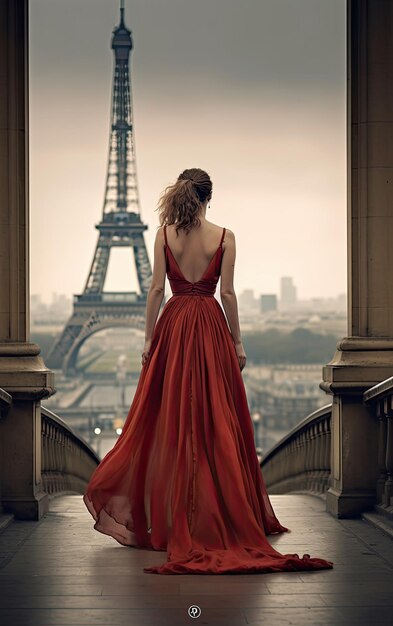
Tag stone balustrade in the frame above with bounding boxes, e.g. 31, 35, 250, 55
41, 407, 100, 495
0, 386, 99, 517
364, 377, 393, 519
261, 403, 332, 497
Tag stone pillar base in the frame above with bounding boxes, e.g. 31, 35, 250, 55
321, 337, 393, 518
0, 342, 55, 520
326, 487, 376, 519
1, 491, 49, 520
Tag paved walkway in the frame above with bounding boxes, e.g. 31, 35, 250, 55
0, 494, 392, 625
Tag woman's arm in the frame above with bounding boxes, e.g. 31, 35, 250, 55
220, 229, 247, 370
142, 228, 166, 364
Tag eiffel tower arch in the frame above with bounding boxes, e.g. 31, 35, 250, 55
47, 2, 153, 376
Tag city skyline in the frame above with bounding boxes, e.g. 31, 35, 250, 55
30, 0, 346, 302
32, 281, 347, 308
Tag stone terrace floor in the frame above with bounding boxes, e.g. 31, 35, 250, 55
0, 494, 393, 626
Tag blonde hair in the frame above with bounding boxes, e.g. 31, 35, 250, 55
155, 168, 213, 236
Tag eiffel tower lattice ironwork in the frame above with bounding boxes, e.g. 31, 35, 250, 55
47, 2, 153, 375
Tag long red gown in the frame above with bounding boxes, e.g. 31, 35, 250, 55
83, 225, 333, 575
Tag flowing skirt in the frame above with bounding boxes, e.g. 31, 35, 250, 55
83, 295, 333, 574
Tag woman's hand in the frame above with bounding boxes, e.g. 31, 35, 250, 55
142, 339, 152, 366
235, 341, 247, 371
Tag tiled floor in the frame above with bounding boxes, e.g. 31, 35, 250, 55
0, 494, 392, 625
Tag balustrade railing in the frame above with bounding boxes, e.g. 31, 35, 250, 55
261, 403, 332, 497
0, 387, 11, 419
41, 407, 99, 495
0, 388, 12, 515
363, 377, 393, 518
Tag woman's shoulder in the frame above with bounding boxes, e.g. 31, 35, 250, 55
206, 220, 234, 237
156, 224, 168, 248
159, 221, 235, 244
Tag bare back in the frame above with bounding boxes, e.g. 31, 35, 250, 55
165, 221, 227, 286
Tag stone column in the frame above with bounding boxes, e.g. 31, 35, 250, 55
0, 0, 55, 519
321, 0, 393, 517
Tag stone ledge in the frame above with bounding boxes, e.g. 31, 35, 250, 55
362, 511, 393, 540
0, 513, 14, 534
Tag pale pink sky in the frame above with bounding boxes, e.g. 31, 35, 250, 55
29, 0, 346, 302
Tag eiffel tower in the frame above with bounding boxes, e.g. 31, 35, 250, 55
47, 1, 153, 375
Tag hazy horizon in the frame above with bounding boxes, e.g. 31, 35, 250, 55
29, 0, 346, 302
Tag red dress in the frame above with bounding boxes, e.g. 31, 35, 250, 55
83, 225, 333, 575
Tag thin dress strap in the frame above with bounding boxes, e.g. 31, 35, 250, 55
163, 224, 168, 246
220, 227, 226, 247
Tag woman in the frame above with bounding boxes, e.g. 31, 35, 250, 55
83, 167, 333, 575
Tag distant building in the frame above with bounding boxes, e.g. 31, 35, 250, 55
260, 294, 277, 313
31, 292, 72, 324
244, 364, 326, 431
336, 293, 347, 311
280, 276, 297, 309
239, 289, 258, 312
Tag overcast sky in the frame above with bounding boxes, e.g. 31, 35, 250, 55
29, 0, 346, 302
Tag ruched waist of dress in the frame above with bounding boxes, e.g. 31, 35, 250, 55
168, 277, 217, 297
172, 292, 215, 297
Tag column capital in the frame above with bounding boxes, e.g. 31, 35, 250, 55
321, 335, 393, 395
